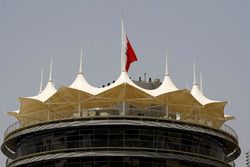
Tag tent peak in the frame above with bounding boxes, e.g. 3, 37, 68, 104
191, 83, 222, 105
70, 70, 101, 95
26, 79, 57, 102
149, 73, 178, 96
100, 70, 151, 94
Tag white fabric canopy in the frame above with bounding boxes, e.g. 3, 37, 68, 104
27, 81, 57, 102
70, 73, 101, 95
149, 74, 178, 96
191, 84, 221, 105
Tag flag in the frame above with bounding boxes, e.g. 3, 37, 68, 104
125, 35, 138, 71
121, 19, 138, 72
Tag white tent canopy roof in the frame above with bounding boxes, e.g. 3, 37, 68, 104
149, 74, 178, 96
191, 84, 220, 105
190, 62, 222, 105
70, 73, 101, 95
149, 50, 178, 96
100, 70, 151, 94
68, 49, 178, 97
8, 52, 232, 129
69, 48, 101, 95
25, 58, 57, 102
28, 81, 57, 102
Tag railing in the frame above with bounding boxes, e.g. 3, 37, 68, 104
6, 158, 13, 167
220, 124, 238, 141
3, 108, 175, 138
4, 121, 21, 139
4, 107, 238, 142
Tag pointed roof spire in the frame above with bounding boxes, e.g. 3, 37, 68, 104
165, 48, 169, 76
39, 68, 44, 93
191, 65, 225, 105
49, 57, 53, 82
79, 47, 83, 74
148, 50, 178, 96
200, 70, 203, 92
193, 59, 197, 85
22, 57, 57, 102
69, 48, 101, 95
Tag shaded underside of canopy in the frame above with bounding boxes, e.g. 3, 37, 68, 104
155, 89, 200, 119
19, 98, 47, 115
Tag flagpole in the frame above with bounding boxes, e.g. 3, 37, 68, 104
78, 48, 83, 116
121, 17, 126, 116
121, 18, 124, 72
165, 49, 169, 118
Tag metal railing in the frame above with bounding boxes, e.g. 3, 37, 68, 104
4, 121, 21, 139
6, 158, 13, 167
4, 108, 238, 142
220, 124, 238, 141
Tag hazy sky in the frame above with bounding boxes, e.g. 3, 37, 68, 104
0, 0, 250, 166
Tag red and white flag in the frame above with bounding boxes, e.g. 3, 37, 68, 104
121, 20, 138, 72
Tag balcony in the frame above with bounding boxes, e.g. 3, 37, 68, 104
4, 107, 238, 143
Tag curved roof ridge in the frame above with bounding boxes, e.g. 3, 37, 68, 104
28, 81, 57, 102
69, 73, 101, 95
149, 74, 179, 96
99, 71, 151, 95
191, 62, 223, 105
191, 83, 220, 105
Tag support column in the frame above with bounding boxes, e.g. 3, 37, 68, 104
122, 101, 126, 116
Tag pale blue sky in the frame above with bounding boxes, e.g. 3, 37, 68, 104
0, 0, 250, 166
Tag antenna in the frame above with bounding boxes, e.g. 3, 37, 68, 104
165, 48, 169, 76
193, 59, 197, 85
49, 57, 53, 82
79, 47, 83, 74
39, 68, 44, 93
